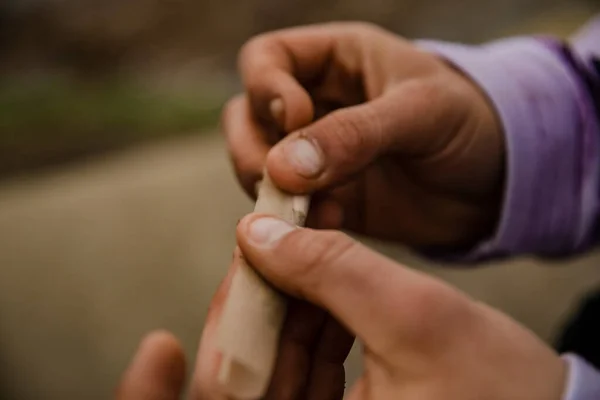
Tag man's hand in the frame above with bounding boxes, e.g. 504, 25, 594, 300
223, 22, 504, 249
193, 214, 566, 399
118, 215, 566, 399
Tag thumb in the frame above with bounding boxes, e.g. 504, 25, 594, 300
265, 82, 446, 193
236, 213, 466, 353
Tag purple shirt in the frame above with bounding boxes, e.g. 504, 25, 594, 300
418, 16, 600, 400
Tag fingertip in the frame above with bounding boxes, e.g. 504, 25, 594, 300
236, 214, 297, 252
139, 330, 182, 354
136, 330, 186, 379
118, 331, 186, 400
265, 139, 322, 194
235, 213, 264, 254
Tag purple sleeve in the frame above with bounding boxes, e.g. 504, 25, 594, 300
562, 354, 600, 400
416, 16, 600, 261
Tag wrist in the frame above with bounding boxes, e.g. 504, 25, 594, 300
415, 37, 600, 261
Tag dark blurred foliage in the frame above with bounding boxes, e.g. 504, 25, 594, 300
0, 76, 223, 177
0, 0, 595, 177
1, 0, 592, 77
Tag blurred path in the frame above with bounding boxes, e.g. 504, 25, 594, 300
0, 134, 598, 399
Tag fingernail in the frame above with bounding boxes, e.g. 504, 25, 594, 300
284, 137, 324, 177
248, 217, 296, 247
269, 98, 285, 126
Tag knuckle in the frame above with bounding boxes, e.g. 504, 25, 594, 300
403, 78, 443, 105
308, 230, 356, 268
351, 22, 397, 45
411, 283, 456, 319
325, 110, 371, 161
238, 33, 284, 79
394, 78, 450, 147
238, 33, 270, 65
344, 21, 382, 36
238, 35, 287, 104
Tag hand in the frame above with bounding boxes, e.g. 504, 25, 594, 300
117, 214, 566, 399
223, 23, 504, 249
193, 214, 566, 399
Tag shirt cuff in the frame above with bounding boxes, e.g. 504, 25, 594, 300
416, 38, 600, 261
562, 354, 600, 400
571, 15, 600, 70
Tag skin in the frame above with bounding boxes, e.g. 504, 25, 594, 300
117, 23, 567, 399
222, 22, 504, 249
118, 216, 566, 400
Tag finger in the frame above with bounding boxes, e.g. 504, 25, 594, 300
266, 81, 454, 194
304, 317, 354, 400
191, 255, 239, 400
237, 214, 395, 348
239, 22, 414, 133
236, 214, 473, 354
222, 95, 272, 197
116, 331, 186, 400
240, 26, 349, 131
264, 300, 327, 399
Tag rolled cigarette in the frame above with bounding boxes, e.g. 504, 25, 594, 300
216, 173, 309, 399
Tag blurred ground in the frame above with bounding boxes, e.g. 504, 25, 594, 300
0, 134, 599, 399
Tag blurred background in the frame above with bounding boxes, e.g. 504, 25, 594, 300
0, 0, 599, 398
